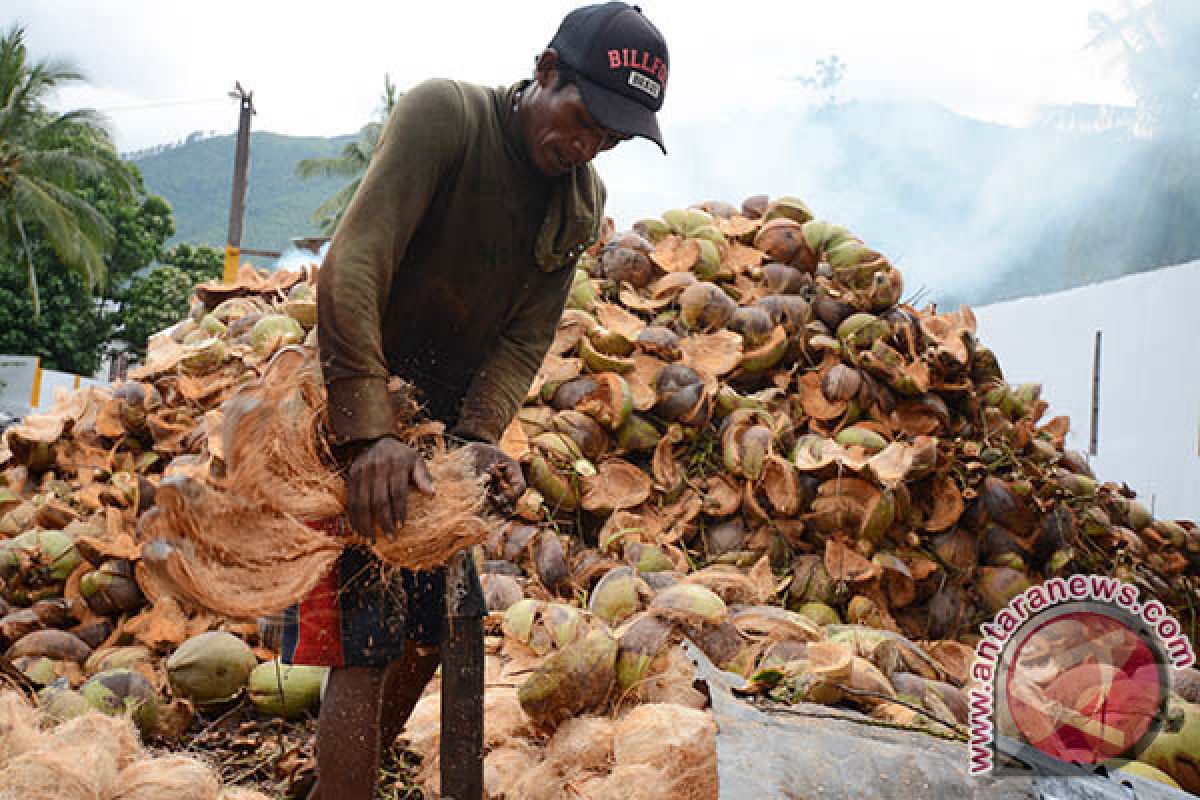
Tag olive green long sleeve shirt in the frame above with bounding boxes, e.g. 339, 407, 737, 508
317, 79, 606, 446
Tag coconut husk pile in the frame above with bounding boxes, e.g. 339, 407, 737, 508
0, 263, 492, 621
1, 194, 1199, 798
0, 689, 271, 800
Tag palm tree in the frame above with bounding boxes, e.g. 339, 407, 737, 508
1040, 0, 1200, 140
1036, 1, 1200, 282
296, 75, 398, 235
0, 25, 133, 317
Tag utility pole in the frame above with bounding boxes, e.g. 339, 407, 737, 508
224, 82, 255, 284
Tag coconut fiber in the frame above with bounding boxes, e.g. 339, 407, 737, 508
0, 691, 245, 800
138, 349, 493, 618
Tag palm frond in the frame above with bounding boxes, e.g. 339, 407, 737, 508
11, 209, 39, 317
295, 154, 365, 180
1035, 102, 1139, 134
13, 174, 111, 288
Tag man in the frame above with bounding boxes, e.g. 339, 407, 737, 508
283, 4, 669, 798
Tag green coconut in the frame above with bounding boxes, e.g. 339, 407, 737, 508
81, 668, 159, 734
285, 283, 317, 327
248, 661, 328, 719
13, 656, 70, 686
180, 337, 227, 374
765, 197, 814, 225
614, 414, 661, 452
166, 631, 258, 706
976, 567, 1032, 615
836, 313, 889, 349
1138, 699, 1200, 793
85, 645, 153, 676
2, 529, 82, 584
567, 268, 596, 311
615, 612, 674, 690
249, 314, 305, 357
649, 584, 728, 627
518, 630, 618, 730
588, 566, 649, 627
199, 313, 227, 337
38, 686, 93, 722
835, 426, 888, 454
692, 238, 723, 280
796, 602, 841, 628
633, 217, 671, 243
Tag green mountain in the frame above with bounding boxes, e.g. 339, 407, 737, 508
133, 131, 356, 253
131, 107, 1200, 306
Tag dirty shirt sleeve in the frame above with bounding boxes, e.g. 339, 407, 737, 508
453, 266, 576, 445
317, 80, 465, 443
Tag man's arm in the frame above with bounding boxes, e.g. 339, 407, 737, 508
452, 265, 576, 445
317, 80, 465, 536
318, 80, 466, 444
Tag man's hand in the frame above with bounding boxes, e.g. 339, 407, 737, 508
347, 437, 435, 539
460, 442, 526, 506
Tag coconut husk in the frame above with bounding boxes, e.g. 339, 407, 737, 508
0, 690, 45, 762
544, 715, 615, 773
0, 742, 120, 800
139, 352, 493, 616
51, 711, 144, 768
113, 755, 222, 800
217, 790, 274, 800
482, 741, 545, 798
611, 703, 718, 800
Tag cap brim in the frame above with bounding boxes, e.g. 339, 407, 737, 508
574, 72, 666, 155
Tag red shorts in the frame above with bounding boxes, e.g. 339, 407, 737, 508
278, 518, 483, 667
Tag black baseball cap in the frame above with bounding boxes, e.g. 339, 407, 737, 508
549, 2, 669, 153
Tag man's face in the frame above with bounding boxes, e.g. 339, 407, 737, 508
524, 80, 629, 177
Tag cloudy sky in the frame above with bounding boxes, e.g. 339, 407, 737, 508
10, 0, 1139, 296
14, 0, 1131, 153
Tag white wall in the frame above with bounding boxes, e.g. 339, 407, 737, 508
973, 262, 1199, 522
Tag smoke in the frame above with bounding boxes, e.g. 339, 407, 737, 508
596, 94, 1138, 306
271, 240, 330, 273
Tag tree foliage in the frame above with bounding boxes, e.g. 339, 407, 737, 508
296, 75, 398, 234
159, 242, 223, 282
115, 242, 224, 358
120, 266, 195, 356
0, 256, 114, 375
0, 24, 137, 316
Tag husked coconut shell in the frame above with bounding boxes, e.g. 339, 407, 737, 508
481, 573, 525, 612
763, 263, 808, 294
753, 218, 817, 272
80, 559, 144, 615
649, 584, 728, 627
600, 233, 658, 288
6, 629, 92, 663
727, 306, 774, 349
654, 364, 707, 424
678, 282, 736, 331
636, 326, 682, 361
589, 566, 652, 626
582, 460, 654, 515
755, 294, 810, 334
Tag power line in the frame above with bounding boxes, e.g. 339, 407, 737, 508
95, 97, 228, 113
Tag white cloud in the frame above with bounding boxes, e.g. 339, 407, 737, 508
12, 0, 1132, 151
